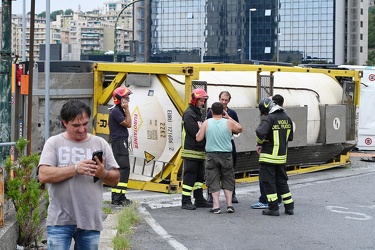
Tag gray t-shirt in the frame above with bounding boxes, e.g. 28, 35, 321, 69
39, 133, 119, 231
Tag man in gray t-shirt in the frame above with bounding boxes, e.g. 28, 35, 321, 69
38, 100, 120, 249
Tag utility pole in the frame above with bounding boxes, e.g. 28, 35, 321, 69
27, 0, 36, 155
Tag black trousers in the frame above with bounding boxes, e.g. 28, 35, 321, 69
181, 159, 205, 203
111, 139, 130, 202
259, 163, 292, 210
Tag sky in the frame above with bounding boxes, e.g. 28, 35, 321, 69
9, 0, 108, 15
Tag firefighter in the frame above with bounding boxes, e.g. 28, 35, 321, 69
255, 97, 294, 216
181, 88, 211, 210
108, 86, 133, 206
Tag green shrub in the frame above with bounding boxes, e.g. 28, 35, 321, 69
5, 138, 47, 249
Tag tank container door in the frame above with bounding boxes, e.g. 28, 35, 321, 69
286, 106, 308, 147
232, 108, 260, 152
318, 105, 346, 144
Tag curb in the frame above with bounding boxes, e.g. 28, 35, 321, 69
0, 204, 19, 250
99, 213, 119, 250
0, 204, 118, 250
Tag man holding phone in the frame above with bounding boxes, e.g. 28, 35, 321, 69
38, 99, 120, 249
108, 86, 133, 206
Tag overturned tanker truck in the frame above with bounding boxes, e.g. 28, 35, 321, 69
91, 62, 361, 193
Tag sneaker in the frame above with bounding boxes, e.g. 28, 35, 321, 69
285, 209, 294, 215
227, 206, 235, 213
181, 203, 196, 210
209, 208, 221, 214
251, 202, 268, 209
262, 209, 280, 216
194, 199, 212, 208
232, 195, 239, 204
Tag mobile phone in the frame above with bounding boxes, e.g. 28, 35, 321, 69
92, 150, 103, 182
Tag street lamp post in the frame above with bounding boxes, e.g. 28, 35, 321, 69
114, 0, 142, 62
248, 8, 256, 61
277, 33, 282, 62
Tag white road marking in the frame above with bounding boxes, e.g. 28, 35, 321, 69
138, 205, 188, 250
326, 206, 373, 221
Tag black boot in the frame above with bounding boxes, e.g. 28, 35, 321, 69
193, 189, 211, 207
284, 201, 294, 215
262, 200, 279, 216
181, 195, 196, 210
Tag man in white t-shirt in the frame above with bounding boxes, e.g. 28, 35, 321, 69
38, 99, 120, 249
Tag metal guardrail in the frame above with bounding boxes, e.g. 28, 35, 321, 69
0, 142, 15, 227
0, 142, 15, 147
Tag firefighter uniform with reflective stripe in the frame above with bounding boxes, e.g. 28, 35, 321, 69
256, 106, 294, 212
181, 103, 207, 206
109, 105, 131, 204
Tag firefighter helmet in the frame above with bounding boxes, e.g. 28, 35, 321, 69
113, 86, 132, 104
190, 88, 209, 106
258, 97, 274, 114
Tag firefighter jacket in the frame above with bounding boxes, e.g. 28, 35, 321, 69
256, 108, 293, 165
181, 104, 206, 160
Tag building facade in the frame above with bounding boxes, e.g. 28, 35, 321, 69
6, 0, 369, 65
146, 0, 368, 65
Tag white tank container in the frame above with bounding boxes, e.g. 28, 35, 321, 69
125, 70, 344, 180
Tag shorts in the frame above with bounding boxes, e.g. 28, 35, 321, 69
205, 152, 235, 193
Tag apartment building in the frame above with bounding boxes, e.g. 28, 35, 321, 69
9, 0, 134, 61
12, 15, 61, 61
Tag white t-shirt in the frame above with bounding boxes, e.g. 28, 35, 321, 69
39, 133, 119, 231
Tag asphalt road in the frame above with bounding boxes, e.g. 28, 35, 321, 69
118, 152, 375, 250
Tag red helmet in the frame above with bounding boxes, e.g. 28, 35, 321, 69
113, 86, 132, 104
190, 88, 209, 106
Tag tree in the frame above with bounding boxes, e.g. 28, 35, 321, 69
37, 11, 46, 19
65, 9, 74, 15
50, 10, 64, 21
368, 8, 375, 49
368, 7, 375, 65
